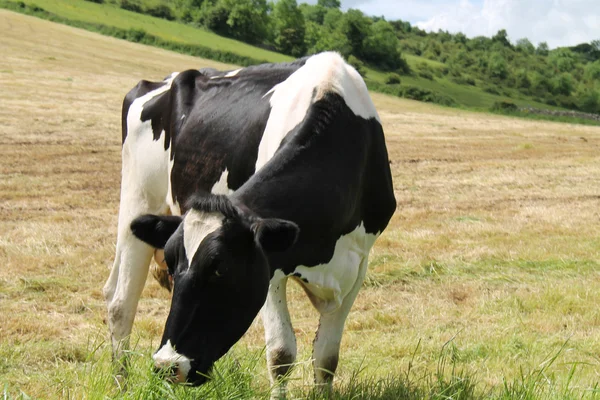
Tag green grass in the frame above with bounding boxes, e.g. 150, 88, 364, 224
3, 337, 597, 399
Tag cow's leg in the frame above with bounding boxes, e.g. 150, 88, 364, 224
103, 141, 169, 366
312, 255, 369, 388
262, 271, 296, 399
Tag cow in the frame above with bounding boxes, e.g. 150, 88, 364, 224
103, 52, 396, 396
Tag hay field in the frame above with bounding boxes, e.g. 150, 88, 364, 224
2, 9, 600, 398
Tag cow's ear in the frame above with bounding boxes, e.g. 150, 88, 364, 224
130, 215, 182, 249
252, 218, 299, 253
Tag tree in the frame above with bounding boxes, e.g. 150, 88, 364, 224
584, 61, 600, 81
362, 20, 402, 70
453, 32, 467, 45
468, 36, 493, 51
272, 0, 306, 57
317, 0, 340, 9
492, 29, 512, 48
200, 0, 270, 44
487, 52, 508, 79
552, 72, 575, 96
299, 3, 325, 24
322, 7, 343, 30
340, 9, 371, 58
549, 48, 576, 73
578, 88, 599, 113
531, 71, 552, 95
516, 38, 535, 54
174, 0, 204, 22
305, 20, 351, 57
536, 42, 549, 56
514, 69, 531, 89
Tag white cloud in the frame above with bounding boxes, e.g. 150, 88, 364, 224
415, 0, 600, 48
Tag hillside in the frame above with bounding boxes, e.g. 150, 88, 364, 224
3, 0, 599, 121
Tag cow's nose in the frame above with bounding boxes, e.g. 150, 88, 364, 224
154, 362, 185, 383
153, 340, 192, 383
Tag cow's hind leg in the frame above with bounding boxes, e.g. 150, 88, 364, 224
262, 271, 297, 400
103, 145, 169, 367
103, 196, 168, 368
312, 255, 369, 388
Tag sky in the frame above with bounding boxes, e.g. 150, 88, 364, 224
302, 0, 600, 49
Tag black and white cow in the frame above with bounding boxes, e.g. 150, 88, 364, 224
103, 52, 396, 394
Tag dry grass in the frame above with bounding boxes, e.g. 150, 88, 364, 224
2, 10, 600, 398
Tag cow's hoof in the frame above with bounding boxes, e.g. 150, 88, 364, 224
151, 258, 172, 292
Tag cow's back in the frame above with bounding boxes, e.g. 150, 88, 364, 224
121, 60, 308, 215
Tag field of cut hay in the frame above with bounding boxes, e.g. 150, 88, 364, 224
2, 9, 600, 399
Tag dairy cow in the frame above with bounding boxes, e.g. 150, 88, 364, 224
103, 52, 396, 394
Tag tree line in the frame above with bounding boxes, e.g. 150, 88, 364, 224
93, 0, 600, 114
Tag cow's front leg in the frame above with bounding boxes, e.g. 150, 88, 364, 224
312, 255, 368, 388
262, 271, 296, 400
104, 229, 154, 368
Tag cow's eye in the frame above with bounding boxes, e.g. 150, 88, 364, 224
205, 255, 222, 277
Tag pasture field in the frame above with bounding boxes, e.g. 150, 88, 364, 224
2, 10, 600, 399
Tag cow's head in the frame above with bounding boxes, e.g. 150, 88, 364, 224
130, 195, 298, 385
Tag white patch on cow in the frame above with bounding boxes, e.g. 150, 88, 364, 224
210, 168, 233, 195
183, 209, 223, 265
122, 73, 180, 212
255, 52, 379, 171
225, 68, 242, 77
210, 68, 243, 79
153, 339, 192, 380
291, 223, 377, 314
166, 154, 181, 216
105, 73, 181, 359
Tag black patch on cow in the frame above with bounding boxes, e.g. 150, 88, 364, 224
314, 355, 338, 383
231, 91, 396, 275
252, 218, 299, 253
168, 63, 308, 208
130, 214, 182, 249
292, 272, 308, 283
186, 193, 239, 220
269, 348, 295, 379
121, 80, 164, 144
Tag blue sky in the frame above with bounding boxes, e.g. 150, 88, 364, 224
301, 0, 600, 48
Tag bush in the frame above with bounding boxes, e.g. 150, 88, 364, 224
385, 73, 401, 85
401, 85, 455, 106
126, 28, 148, 42
491, 101, 518, 112
347, 55, 366, 77
418, 70, 434, 80
579, 89, 600, 113
145, 4, 174, 20
450, 75, 476, 86
119, 0, 142, 13
482, 85, 500, 95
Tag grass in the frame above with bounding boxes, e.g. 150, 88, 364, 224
2, 9, 600, 400
2, 337, 593, 399
0, 0, 579, 114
